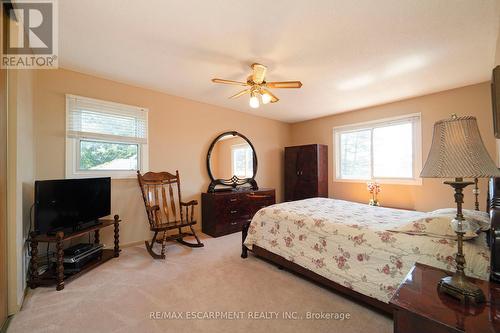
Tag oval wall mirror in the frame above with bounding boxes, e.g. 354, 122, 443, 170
206, 131, 258, 192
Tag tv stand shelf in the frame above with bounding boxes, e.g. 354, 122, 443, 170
28, 215, 121, 291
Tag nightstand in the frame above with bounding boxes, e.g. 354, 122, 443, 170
390, 263, 500, 333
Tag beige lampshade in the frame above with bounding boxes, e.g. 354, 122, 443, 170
420, 115, 500, 178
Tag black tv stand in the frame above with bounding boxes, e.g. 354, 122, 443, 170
28, 215, 121, 291
45, 220, 102, 236
75, 219, 102, 231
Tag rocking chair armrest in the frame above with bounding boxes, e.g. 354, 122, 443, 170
181, 200, 198, 207
146, 205, 160, 212
181, 200, 197, 223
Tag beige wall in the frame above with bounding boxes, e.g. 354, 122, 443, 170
495, 28, 500, 164
496, 28, 500, 66
290, 82, 496, 212
33, 69, 291, 247
7, 69, 35, 314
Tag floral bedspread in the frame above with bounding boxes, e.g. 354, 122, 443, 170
244, 198, 490, 303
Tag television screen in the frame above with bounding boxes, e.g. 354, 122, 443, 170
492, 65, 500, 139
34, 177, 111, 235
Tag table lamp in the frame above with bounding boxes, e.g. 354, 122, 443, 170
420, 115, 500, 304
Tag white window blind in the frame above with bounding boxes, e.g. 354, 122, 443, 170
65, 94, 149, 178
66, 95, 148, 144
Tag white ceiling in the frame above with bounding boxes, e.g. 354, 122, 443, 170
59, 0, 500, 123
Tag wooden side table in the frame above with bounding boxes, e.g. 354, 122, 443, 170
390, 263, 500, 333
28, 215, 121, 291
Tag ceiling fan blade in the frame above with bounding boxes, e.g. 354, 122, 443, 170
251, 63, 267, 84
260, 88, 279, 103
229, 89, 250, 99
266, 81, 303, 89
212, 78, 248, 86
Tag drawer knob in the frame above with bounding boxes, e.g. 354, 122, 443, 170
230, 222, 238, 225
230, 210, 238, 214
230, 198, 237, 202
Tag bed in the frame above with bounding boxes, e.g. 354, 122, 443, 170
241, 178, 500, 314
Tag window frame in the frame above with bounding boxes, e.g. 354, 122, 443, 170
333, 113, 422, 185
65, 95, 149, 179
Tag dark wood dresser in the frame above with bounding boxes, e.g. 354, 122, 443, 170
201, 188, 275, 237
284, 144, 328, 201
390, 263, 500, 333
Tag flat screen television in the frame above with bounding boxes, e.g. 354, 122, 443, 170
34, 177, 111, 235
492, 65, 500, 139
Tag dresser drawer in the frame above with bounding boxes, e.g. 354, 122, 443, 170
246, 191, 274, 201
246, 190, 274, 198
248, 196, 275, 207
217, 194, 242, 206
202, 188, 276, 237
245, 191, 275, 213
215, 206, 250, 220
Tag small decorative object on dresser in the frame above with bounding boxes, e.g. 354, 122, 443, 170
390, 263, 500, 333
367, 181, 381, 206
420, 115, 500, 304
284, 144, 328, 201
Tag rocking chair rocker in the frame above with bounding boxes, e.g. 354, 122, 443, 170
137, 170, 204, 259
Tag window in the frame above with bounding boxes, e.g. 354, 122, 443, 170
66, 94, 149, 178
334, 114, 421, 184
231, 144, 253, 178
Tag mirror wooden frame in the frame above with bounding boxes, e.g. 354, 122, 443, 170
206, 131, 258, 192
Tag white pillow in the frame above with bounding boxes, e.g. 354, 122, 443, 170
429, 208, 490, 231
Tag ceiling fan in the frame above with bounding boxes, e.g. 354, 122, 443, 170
211, 63, 302, 108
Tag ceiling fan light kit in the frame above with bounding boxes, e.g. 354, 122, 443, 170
211, 63, 302, 109
249, 91, 260, 109
261, 91, 272, 104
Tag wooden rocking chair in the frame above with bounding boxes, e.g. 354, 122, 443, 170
137, 170, 204, 259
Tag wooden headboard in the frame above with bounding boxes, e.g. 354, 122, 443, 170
489, 177, 500, 282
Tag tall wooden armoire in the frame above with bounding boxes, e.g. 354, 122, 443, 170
284, 144, 328, 201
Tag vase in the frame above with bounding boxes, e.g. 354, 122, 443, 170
369, 194, 380, 206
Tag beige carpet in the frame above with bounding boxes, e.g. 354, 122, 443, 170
8, 233, 392, 333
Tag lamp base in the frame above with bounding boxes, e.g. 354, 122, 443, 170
438, 271, 485, 304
